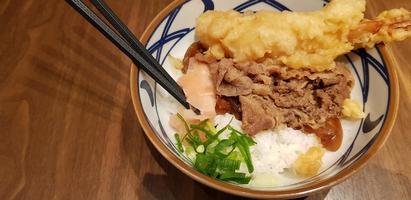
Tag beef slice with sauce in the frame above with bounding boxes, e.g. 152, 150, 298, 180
210, 57, 354, 135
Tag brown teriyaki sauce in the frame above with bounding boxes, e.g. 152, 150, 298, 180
304, 118, 343, 151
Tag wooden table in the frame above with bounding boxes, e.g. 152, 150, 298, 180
1, 0, 410, 199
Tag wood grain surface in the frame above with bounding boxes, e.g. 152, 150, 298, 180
0, 0, 410, 199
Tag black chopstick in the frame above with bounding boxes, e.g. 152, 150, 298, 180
90, 0, 181, 92
65, 0, 190, 109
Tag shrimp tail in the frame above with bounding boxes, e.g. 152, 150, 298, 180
349, 8, 411, 48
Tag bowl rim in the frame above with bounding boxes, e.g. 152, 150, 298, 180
129, 0, 400, 198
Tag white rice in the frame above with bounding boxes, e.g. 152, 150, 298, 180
214, 113, 320, 186
251, 128, 319, 175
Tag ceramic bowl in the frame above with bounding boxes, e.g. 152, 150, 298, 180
130, 0, 399, 198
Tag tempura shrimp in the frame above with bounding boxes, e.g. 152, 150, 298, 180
349, 8, 411, 48
195, 0, 411, 71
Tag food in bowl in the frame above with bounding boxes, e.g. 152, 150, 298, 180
162, 0, 410, 186
196, 0, 411, 71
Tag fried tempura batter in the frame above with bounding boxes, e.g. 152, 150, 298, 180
196, 0, 411, 71
350, 8, 411, 48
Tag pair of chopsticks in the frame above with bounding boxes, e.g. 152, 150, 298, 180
66, 0, 190, 109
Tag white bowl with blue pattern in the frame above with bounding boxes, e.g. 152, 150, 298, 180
130, 0, 399, 198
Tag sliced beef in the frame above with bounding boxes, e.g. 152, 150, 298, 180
193, 55, 354, 135
194, 52, 216, 64
215, 96, 242, 120
182, 43, 206, 73
235, 61, 267, 75
254, 74, 272, 84
209, 58, 253, 96
252, 83, 272, 96
239, 95, 275, 135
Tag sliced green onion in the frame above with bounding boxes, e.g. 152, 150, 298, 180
219, 171, 246, 180
196, 145, 205, 153
230, 131, 254, 173
214, 139, 236, 157
203, 123, 230, 147
216, 158, 241, 171
175, 116, 255, 184
229, 126, 256, 145
176, 113, 190, 133
190, 124, 214, 139
174, 133, 184, 153
227, 151, 242, 161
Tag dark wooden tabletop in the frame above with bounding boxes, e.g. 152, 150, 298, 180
1, 0, 410, 199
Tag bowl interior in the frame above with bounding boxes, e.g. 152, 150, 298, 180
130, 0, 398, 198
